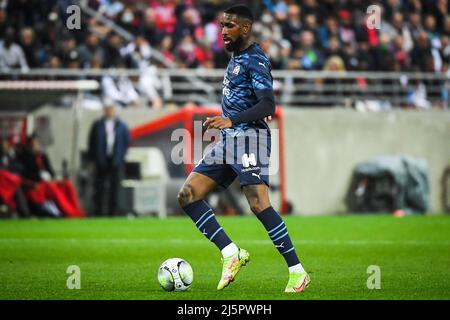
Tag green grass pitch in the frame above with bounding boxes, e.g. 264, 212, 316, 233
0, 214, 449, 300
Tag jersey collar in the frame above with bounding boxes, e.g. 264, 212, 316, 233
232, 42, 257, 58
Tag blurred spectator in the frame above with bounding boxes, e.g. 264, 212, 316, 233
55, 36, 78, 68
391, 35, 409, 70
373, 33, 396, 71
315, 55, 349, 106
303, 13, 318, 33
203, 11, 221, 47
441, 35, 450, 62
294, 30, 324, 70
45, 55, 62, 69
324, 36, 344, 60
383, 0, 402, 22
176, 34, 199, 68
158, 34, 176, 63
281, 4, 302, 49
260, 36, 280, 68
254, 9, 283, 44
318, 16, 340, 49
138, 65, 163, 109
19, 134, 55, 183
0, 27, 29, 71
382, 12, 414, 52
19, 27, 43, 68
87, 102, 130, 216
277, 39, 292, 69
67, 50, 81, 70
354, 39, 375, 71
173, 7, 202, 47
443, 15, 450, 37
407, 11, 424, 41
137, 8, 162, 46
103, 33, 126, 68
117, 6, 138, 34
0, 138, 31, 218
102, 74, 141, 107
338, 9, 356, 46
433, 0, 449, 31
301, 0, 319, 18
195, 39, 214, 68
323, 55, 346, 72
99, 0, 125, 19
407, 80, 432, 109
411, 31, 437, 72
151, 0, 177, 34
34, 8, 64, 53
0, 137, 22, 173
0, 9, 8, 39
122, 35, 152, 69
20, 134, 86, 218
77, 33, 106, 68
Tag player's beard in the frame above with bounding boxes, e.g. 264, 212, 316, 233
224, 36, 244, 53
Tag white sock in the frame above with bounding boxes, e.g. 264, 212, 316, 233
221, 243, 239, 258
288, 263, 305, 274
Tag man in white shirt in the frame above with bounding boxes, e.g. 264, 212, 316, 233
0, 27, 29, 72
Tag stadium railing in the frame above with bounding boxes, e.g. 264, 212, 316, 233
0, 69, 448, 109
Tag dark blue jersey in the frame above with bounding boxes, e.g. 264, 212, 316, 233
221, 43, 274, 132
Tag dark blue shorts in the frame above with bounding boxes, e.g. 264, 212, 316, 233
193, 129, 271, 188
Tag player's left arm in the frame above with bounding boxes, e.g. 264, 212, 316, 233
204, 57, 275, 129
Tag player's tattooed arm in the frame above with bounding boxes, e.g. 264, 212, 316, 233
203, 116, 233, 130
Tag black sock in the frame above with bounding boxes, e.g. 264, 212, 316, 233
182, 200, 232, 251
256, 206, 300, 267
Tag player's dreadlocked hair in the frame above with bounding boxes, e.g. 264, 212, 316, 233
223, 4, 254, 22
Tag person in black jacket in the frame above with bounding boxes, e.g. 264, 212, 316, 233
20, 134, 86, 218
0, 137, 30, 218
20, 134, 55, 183
88, 101, 130, 216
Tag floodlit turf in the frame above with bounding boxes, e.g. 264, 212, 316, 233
0, 214, 449, 300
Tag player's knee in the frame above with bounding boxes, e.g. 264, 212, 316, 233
248, 198, 270, 214
177, 185, 195, 207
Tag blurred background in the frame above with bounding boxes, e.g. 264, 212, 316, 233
0, 0, 449, 219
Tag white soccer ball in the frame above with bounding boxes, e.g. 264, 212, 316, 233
158, 258, 193, 292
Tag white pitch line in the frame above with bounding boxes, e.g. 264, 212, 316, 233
0, 238, 449, 246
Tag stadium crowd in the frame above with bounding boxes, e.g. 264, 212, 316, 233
0, 0, 449, 73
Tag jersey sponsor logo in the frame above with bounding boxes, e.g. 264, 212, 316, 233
241, 167, 261, 173
232, 65, 240, 75
258, 62, 266, 68
242, 153, 257, 168
241, 166, 260, 173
